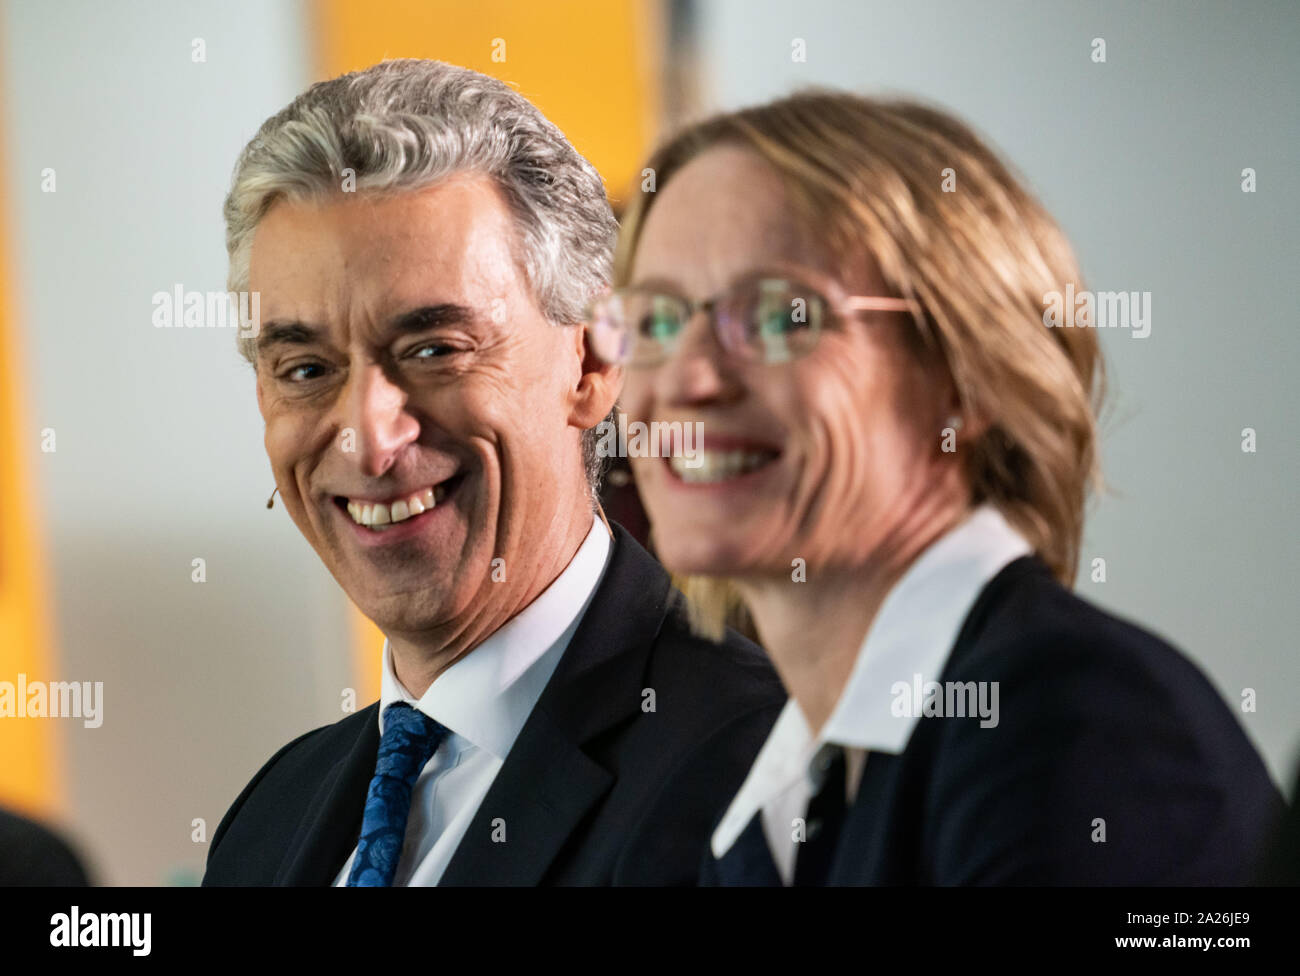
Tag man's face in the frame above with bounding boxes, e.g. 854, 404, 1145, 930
250, 176, 609, 638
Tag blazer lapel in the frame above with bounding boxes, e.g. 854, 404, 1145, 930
439, 523, 672, 885
275, 704, 380, 885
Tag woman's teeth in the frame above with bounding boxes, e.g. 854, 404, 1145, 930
347, 486, 443, 529
669, 450, 775, 484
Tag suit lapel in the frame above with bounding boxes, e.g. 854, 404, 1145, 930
437, 709, 613, 885
275, 704, 379, 885
440, 523, 672, 885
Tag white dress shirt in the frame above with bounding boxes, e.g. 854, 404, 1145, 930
710, 505, 1032, 884
333, 514, 611, 886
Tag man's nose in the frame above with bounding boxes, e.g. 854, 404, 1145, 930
341, 363, 420, 478
653, 309, 741, 406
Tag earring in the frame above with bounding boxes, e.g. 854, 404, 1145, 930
945, 415, 963, 432
266, 487, 279, 509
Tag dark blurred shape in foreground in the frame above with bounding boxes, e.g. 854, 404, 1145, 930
0, 806, 91, 886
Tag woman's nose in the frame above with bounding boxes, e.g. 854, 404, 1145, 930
653, 309, 741, 406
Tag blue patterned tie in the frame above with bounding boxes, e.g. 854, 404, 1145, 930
346, 702, 449, 887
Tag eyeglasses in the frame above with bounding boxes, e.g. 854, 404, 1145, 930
585, 272, 919, 367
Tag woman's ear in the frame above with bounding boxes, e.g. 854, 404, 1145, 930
941, 391, 992, 447
955, 382, 994, 439
927, 363, 990, 456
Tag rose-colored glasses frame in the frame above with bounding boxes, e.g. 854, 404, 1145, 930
585, 277, 921, 367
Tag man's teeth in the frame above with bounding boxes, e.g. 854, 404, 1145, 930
670, 450, 775, 484
347, 487, 440, 528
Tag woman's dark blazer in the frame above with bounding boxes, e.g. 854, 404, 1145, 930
705, 555, 1284, 885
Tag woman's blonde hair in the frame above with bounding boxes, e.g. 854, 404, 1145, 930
615, 91, 1104, 640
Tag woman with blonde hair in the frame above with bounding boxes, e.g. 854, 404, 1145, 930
588, 91, 1281, 884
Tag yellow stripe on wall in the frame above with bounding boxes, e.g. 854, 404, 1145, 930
311, 0, 662, 704
313, 0, 660, 201
0, 44, 61, 817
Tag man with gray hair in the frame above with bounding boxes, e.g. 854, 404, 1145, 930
201, 59, 783, 886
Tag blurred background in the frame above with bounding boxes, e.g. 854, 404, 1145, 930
0, 0, 1295, 884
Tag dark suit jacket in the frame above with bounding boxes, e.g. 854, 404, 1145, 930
1257, 757, 1300, 884
202, 522, 785, 886
706, 555, 1284, 885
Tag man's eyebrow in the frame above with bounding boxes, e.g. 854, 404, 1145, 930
254, 305, 478, 356
387, 303, 478, 335
256, 321, 324, 354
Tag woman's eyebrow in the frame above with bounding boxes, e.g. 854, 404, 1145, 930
628, 266, 815, 298
626, 275, 685, 294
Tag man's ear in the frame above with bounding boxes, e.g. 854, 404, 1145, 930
568, 320, 623, 429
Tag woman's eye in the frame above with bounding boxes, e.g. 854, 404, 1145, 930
641, 313, 678, 339
638, 297, 683, 340
757, 300, 797, 334
756, 289, 817, 334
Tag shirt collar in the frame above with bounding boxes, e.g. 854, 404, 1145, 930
377, 514, 611, 760
711, 504, 1031, 858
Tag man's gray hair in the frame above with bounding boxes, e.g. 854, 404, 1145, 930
224, 58, 617, 492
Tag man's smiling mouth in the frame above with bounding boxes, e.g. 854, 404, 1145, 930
334, 474, 464, 531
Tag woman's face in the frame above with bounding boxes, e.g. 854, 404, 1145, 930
622, 145, 959, 579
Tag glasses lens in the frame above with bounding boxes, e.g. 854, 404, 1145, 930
722, 278, 823, 363
588, 292, 687, 365
588, 294, 633, 365
623, 292, 686, 364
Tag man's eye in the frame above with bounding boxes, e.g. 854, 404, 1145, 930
281, 362, 326, 383
408, 343, 455, 360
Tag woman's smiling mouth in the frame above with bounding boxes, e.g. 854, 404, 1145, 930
667, 449, 779, 484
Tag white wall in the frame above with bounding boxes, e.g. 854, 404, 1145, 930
1, 0, 352, 884
693, 0, 1299, 784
